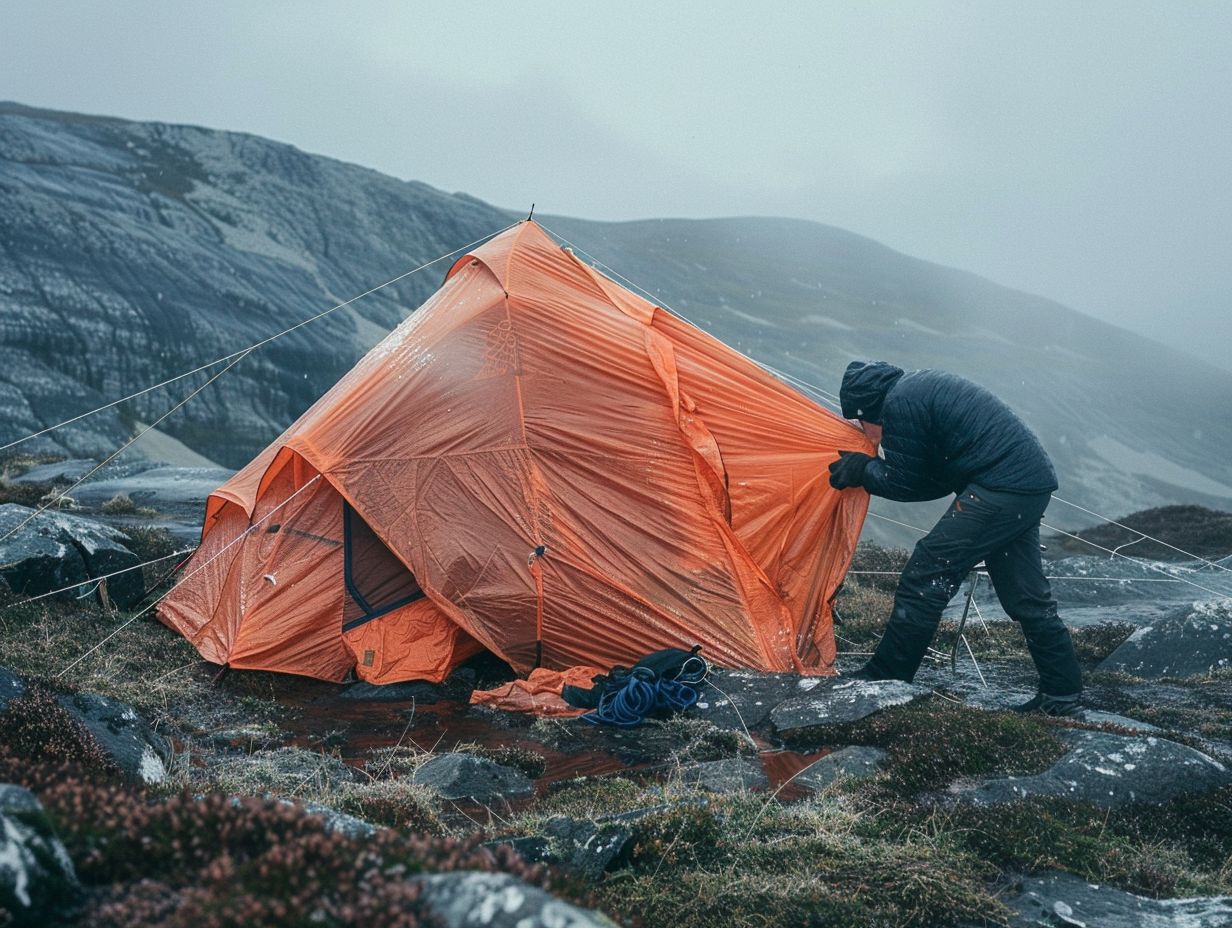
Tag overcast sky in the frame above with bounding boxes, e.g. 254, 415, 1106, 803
3, 1, 1229, 370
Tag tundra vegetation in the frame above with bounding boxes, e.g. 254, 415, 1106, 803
2, 483, 1231, 926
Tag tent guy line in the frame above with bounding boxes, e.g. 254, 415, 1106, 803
0, 351, 252, 548
55, 475, 323, 680
2, 217, 1224, 641
866, 509, 1229, 599
848, 570, 1188, 584
1048, 496, 1232, 572
0, 221, 521, 456
537, 225, 1232, 580
538, 221, 846, 413
0, 548, 196, 613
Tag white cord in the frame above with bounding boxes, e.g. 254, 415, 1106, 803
0, 222, 519, 454
56, 475, 321, 678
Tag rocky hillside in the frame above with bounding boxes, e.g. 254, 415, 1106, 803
3, 102, 1231, 538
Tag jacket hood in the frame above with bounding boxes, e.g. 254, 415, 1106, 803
840, 361, 904, 424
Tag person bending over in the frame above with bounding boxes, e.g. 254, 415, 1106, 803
828, 360, 1083, 716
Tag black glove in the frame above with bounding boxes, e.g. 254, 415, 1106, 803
828, 451, 873, 490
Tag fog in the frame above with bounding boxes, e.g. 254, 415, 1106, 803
2, 1, 1228, 369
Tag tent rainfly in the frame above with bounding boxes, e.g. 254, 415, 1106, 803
158, 221, 872, 684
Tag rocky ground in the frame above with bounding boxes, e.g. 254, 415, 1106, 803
2, 461, 1231, 927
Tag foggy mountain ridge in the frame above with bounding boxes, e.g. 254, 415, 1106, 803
2, 101, 1230, 543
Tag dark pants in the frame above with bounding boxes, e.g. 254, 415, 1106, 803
867, 486, 1083, 696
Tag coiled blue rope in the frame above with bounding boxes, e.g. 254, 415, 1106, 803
581, 655, 709, 727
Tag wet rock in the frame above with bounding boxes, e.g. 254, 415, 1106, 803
542, 816, 635, 877
0, 666, 26, 714
953, 730, 1232, 808
55, 691, 171, 784
770, 678, 929, 741
297, 801, 380, 839
1080, 710, 1161, 733
1099, 599, 1232, 678
795, 746, 888, 792
1004, 870, 1232, 928
0, 784, 81, 927
690, 668, 817, 730
412, 753, 532, 803
414, 871, 618, 927
0, 503, 143, 607
677, 756, 768, 794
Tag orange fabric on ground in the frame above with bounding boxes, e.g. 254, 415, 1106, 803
468, 666, 606, 717
159, 221, 871, 685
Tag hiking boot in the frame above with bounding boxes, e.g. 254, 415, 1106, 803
1011, 691, 1083, 718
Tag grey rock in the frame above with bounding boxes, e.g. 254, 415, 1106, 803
1004, 871, 1232, 927
1099, 600, 1232, 678
4, 103, 1232, 545
0, 102, 513, 469
0, 666, 26, 715
56, 691, 171, 784
542, 816, 635, 877
690, 668, 815, 730
795, 746, 888, 792
10, 459, 97, 485
296, 801, 379, 839
0, 784, 81, 927
770, 678, 929, 738
0, 503, 143, 607
953, 730, 1232, 808
677, 756, 768, 794
412, 753, 533, 803
1080, 710, 1161, 733
69, 464, 234, 523
414, 871, 617, 927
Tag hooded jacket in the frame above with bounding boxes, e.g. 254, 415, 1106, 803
840, 361, 1058, 501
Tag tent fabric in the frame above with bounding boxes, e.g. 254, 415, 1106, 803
158, 221, 872, 684
468, 666, 605, 717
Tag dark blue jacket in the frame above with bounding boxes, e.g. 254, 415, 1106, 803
841, 362, 1058, 502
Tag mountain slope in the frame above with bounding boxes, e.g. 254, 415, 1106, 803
1, 102, 1229, 539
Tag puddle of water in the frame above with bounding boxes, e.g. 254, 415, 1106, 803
282, 692, 636, 791
758, 748, 831, 801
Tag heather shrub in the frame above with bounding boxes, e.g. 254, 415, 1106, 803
28, 785, 586, 927
0, 680, 121, 779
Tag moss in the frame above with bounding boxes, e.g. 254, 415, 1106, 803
534, 777, 649, 820
334, 779, 444, 834
656, 716, 758, 762
597, 794, 1004, 928
847, 542, 911, 592
832, 584, 895, 651
454, 744, 549, 779
790, 699, 1067, 799
1071, 622, 1136, 665
860, 786, 1232, 900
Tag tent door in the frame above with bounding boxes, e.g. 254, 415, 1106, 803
340, 501, 425, 633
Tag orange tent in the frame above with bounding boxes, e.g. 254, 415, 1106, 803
159, 221, 871, 684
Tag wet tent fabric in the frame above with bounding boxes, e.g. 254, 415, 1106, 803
158, 221, 872, 684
